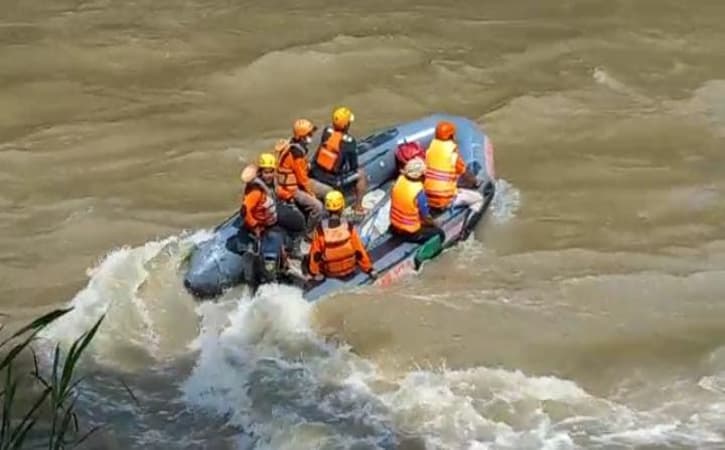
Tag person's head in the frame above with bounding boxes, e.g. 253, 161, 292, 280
402, 157, 425, 181
435, 121, 456, 141
332, 106, 354, 132
292, 118, 317, 144
257, 152, 276, 184
324, 190, 345, 215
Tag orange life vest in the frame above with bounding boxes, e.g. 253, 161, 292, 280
319, 219, 357, 277
424, 138, 459, 209
390, 175, 423, 234
247, 178, 277, 227
276, 142, 305, 194
315, 128, 344, 172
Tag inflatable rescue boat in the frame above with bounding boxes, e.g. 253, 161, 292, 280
183, 113, 496, 302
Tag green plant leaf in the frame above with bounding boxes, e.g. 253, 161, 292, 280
9, 386, 50, 450
0, 308, 72, 349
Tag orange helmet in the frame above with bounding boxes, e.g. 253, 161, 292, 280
435, 121, 456, 140
332, 107, 354, 130
293, 119, 316, 139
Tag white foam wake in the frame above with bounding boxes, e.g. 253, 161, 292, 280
38, 229, 213, 367
490, 178, 521, 224
179, 285, 725, 450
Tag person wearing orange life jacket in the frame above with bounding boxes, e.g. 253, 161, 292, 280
307, 190, 377, 281
275, 118, 324, 239
424, 121, 484, 214
389, 157, 446, 245
309, 107, 368, 214
239, 153, 305, 258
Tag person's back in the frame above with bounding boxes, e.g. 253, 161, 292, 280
424, 121, 484, 214
310, 107, 368, 214
314, 125, 355, 174
424, 122, 464, 210
390, 174, 423, 235
390, 157, 445, 245
307, 190, 375, 280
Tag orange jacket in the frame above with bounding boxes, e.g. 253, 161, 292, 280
424, 138, 466, 209
308, 218, 373, 277
241, 179, 277, 231
390, 175, 424, 234
314, 126, 357, 174
276, 141, 312, 200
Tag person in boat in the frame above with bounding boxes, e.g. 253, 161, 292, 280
424, 121, 484, 214
307, 190, 377, 281
275, 118, 324, 241
389, 157, 446, 244
240, 152, 306, 258
395, 140, 426, 174
309, 106, 368, 215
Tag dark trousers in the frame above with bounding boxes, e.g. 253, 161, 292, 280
236, 203, 304, 256
276, 202, 305, 235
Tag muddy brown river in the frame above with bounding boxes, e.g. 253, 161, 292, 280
2, 0, 725, 448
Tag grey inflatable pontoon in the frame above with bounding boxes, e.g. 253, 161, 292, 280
183, 113, 496, 302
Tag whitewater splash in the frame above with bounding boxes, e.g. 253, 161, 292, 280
180, 286, 725, 449
38, 229, 214, 368
490, 178, 521, 224
32, 187, 725, 449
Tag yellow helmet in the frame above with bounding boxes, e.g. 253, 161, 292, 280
332, 106, 354, 130
324, 190, 345, 212
258, 152, 276, 169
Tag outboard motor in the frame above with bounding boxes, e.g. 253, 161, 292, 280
258, 230, 286, 283
240, 229, 287, 294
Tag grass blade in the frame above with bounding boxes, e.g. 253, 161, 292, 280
58, 314, 104, 406
1, 364, 17, 448
119, 379, 139, 406
9, 387, 50, 449
51, 346, 60, 405
75, 424, 102, 447
30, 348, 50, 390
0, 308, 72, 349
0, 332, 42, 375
53, 395, 78, 450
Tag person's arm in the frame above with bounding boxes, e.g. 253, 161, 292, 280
341, 135, 358, 172
242, 189, 262, 230
454, 149, 466, 175
291, 147, 313, 193
350, 226, 373, 273
307, 229, 325, 276
454, 148, 480, 187
416, 190, 436, 226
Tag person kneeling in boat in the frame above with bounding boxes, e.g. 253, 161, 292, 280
389, 157, 446, 244
275, 118, 324, 242
309, 106, 368, 215
240, 153, 306, 259
307, 190, 377, 281
424, 121, 484, 214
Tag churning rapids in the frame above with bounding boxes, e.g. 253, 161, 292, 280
3, 0, 725, 448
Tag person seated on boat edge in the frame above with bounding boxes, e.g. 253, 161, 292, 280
424, 121, 484, 215
306, 190, 377, 282
239, 153, 306, 258
275, 118, 324, 242
389, 157, 446, 246
309, 106, 368, 216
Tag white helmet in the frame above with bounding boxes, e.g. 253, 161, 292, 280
403, 157, 425, 180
